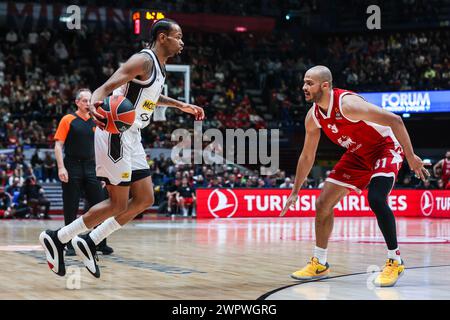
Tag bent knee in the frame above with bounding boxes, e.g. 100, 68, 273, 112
111, 201, 128, 214
315, 197, 333, 215
138, 195, 154, 210
368, 191, 387, 209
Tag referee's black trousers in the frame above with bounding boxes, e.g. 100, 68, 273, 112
62, 158, 105, 227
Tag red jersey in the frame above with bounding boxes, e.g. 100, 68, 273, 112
312, 88, 402, 162
313, 88, 404, 193
442, 159, 450, 184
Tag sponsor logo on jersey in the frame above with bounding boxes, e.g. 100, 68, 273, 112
337, 136, 356, 149
334, 108, 343, 119
121, 172, 130, 179
349, 143, 363, 153
142, 100, 157, 112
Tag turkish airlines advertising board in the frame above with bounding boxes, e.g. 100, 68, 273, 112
196, 189, 450, 219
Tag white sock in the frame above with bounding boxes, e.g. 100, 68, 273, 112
387, 248, 402, 263
314, 246, 328, 265
89, 217, 121, 245
57, 217, 89, 244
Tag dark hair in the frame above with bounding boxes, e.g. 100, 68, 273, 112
148, 18, 179, 48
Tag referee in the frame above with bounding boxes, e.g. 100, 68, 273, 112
54, 88, 113, 256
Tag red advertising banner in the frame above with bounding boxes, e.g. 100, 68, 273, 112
196, 188, 450, 219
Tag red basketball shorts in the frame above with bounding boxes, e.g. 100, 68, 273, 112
326, 148, 404, 193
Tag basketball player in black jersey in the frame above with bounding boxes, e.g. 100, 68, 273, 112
39, 19, 205, 278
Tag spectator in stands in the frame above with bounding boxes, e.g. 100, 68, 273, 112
42, 151, 56, 182
433, 150, 450, 189
224, 174, 241, 188
54, 39, 69, 61
8, 182, 29, 219
280, 177, 294, 188
0, 170, 7, 187
397, 175, 414, 189
5, 177, 21, 195
257, 178, 266, 188
301, 179, 314, 189
28, 28, 39, 47
208, 176, 223, 188
31, 149, 44, 182
437, 179, 447, 190
416, 178, 435, 190
19, 176, 51, 219
176, 177, 196, 217
193, 175, 207, 189
166, 179, 181, 215
5, 29, 18, 44
8, 165, 25, 186
244, 177, 254, 188
0, 186, 13, 218
317, 170, 331, 189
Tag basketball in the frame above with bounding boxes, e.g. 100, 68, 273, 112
97, 95, 135, 134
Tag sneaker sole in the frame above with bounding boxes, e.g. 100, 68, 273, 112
291, 273, 330, 281
39, 231, 65, 276
72, 237, 100, 278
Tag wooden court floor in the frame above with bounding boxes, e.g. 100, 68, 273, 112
1, 216, 449, 300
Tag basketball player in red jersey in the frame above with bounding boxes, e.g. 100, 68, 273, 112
433, 150, 450, 189
280, 66, 430, 287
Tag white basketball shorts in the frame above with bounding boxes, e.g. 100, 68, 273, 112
94, 128, 150, 186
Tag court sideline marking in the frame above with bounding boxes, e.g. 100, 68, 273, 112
15, 250, 206, 275
257, 264, 450, 300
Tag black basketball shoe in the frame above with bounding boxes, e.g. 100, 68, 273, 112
72, 233, 100, 278
39, 229, 66, 276
65, 242, 76, 257
97, 239, 114, 255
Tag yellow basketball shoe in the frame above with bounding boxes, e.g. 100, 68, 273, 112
373, 259, 405, 287
291, 257, 330, 280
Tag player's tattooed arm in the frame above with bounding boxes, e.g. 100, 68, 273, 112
157, 95, 205, 120
91, 54, 149, 105
141, 53, 154, 77
157, 95, 185, 108
89, 54, 151, 127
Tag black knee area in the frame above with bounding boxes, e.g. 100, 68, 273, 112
368, 176, 393, 213
368, 176, 398, 250
368, 188, 388, 212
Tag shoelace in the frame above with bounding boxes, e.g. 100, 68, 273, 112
308, 258, 319, 267
381, 261, 396, 277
